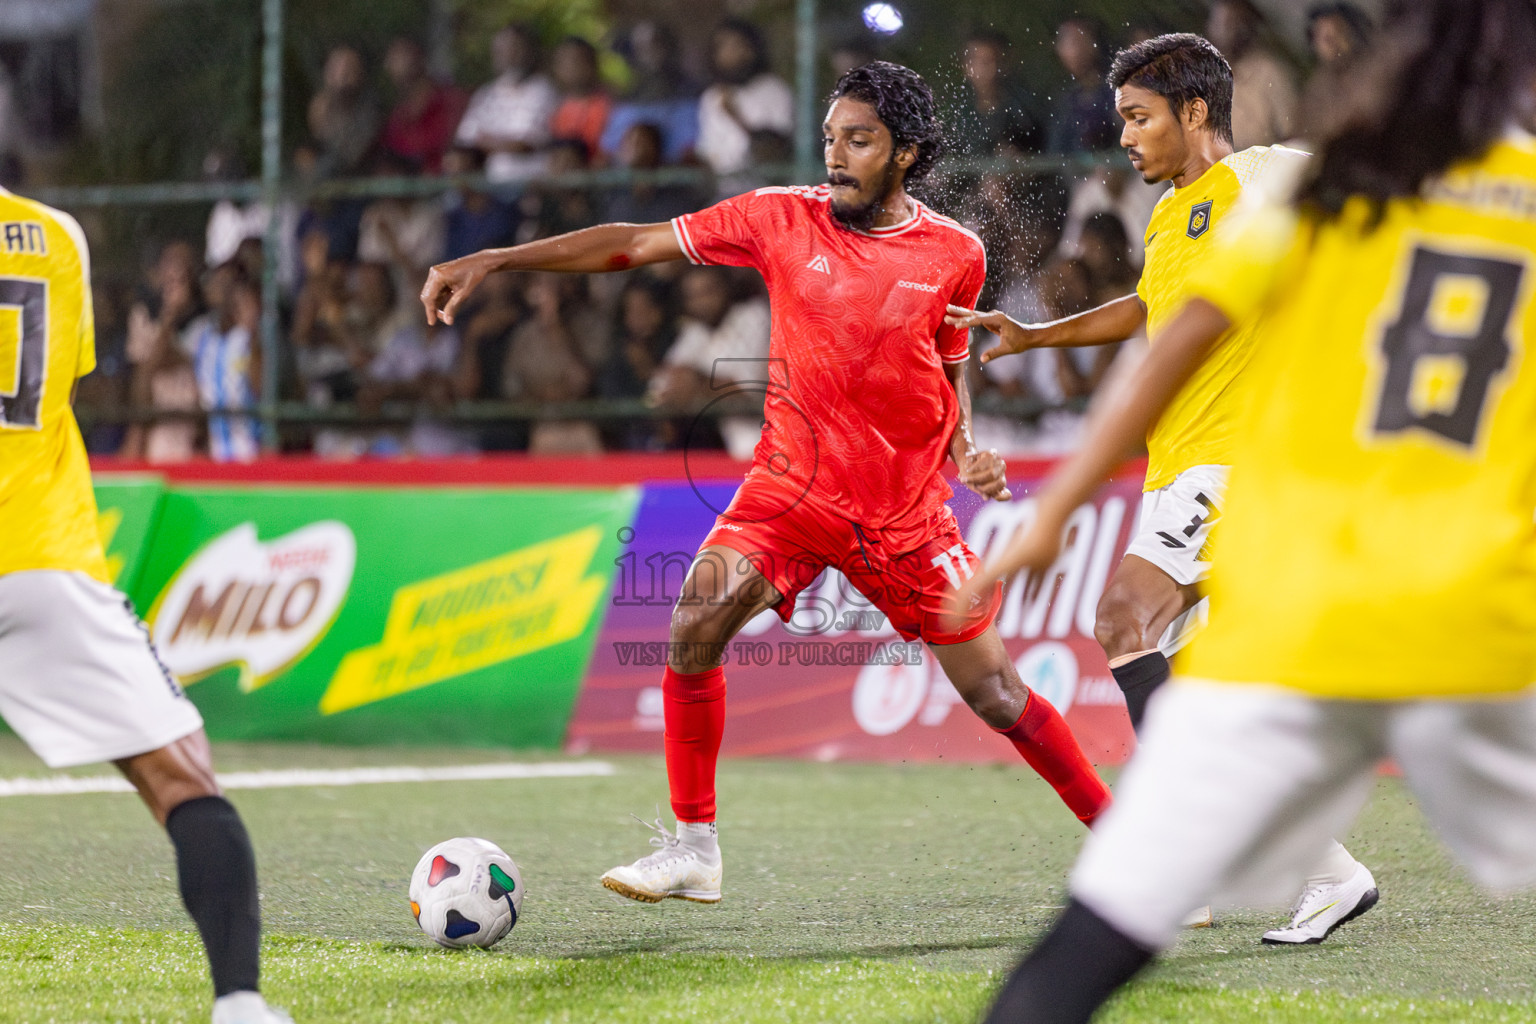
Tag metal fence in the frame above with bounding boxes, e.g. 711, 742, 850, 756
40, 0, 1117, 456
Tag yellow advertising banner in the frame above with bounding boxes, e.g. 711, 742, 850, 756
321, 525, 608, 715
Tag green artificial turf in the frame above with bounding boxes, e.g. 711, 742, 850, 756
2, 929, 1533, 1024
0, 739, 1533, 1022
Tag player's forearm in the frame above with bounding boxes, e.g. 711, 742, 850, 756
945, 361, 975, 465
468, 223, 677, 275
1031, 294, 1147, 348
425, 222, 684, 324
1036, 299, 1231, 522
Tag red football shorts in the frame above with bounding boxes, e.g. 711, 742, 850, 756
699, 472, 1001, 645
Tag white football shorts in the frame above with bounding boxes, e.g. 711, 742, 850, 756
1071, 679, 1536, 950
0, 570, 204, 768
1124, 464, 1229, 587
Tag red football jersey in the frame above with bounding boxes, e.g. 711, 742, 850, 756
672, 185, 986, 532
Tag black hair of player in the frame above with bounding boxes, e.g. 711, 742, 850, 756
1298, 0, 1536, 221
827, 60, 945, 187
1108, 34, 1234, 146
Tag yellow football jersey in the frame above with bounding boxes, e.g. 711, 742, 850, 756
1136, 145, 1308, 490
0, 188, 108, 583
1178, 132, 1536, 698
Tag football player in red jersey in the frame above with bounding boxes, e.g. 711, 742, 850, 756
422, 62, 1111, 904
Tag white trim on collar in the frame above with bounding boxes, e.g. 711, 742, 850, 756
844, 198, 923, 239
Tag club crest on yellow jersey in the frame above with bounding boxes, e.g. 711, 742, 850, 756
1188, 200, 1213, 239
1134, 146, 1309, 490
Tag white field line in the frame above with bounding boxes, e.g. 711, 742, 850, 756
0, 761, 616, 798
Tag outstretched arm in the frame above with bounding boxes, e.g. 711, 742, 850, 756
420, 222, 685, 325
943, 293, 1147, 364
954, 297, 1231, 607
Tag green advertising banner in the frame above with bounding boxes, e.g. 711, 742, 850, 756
92, 475, 166, 594
124, 486, 637, 747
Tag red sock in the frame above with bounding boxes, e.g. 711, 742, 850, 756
662, 665, 726, 823
998, 693, 1112, 828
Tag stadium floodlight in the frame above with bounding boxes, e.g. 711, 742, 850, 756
862, 3, 904, 34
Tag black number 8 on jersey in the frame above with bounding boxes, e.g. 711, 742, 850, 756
1372, 246, 1525, 448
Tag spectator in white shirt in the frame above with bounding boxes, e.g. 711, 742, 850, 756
202, 149, 301, 294
696, 19, 794, 177
454, 23, 560, 182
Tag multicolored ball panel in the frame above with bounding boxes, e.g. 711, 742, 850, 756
488, 863, 517, 900
427, 855, 460, 887
443, 909, 480, 940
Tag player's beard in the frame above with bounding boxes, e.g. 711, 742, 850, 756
829, 158, 902, 234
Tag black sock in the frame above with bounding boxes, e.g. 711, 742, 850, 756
165, 796, 261, 997
984, 899, 1155, 1024
1109, 651, 1169, 732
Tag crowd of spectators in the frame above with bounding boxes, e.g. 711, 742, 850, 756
81, 2, 1374, 463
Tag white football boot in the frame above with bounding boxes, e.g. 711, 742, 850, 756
600, 817, 722, 903
1262, 862, 1379, 944
211, 992, 294, 1024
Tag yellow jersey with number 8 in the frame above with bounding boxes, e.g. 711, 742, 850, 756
1137, 145, 1308, 490
1179, 133, 1536, 698
0, 188, 107, 583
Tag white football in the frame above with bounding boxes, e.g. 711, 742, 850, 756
408, 837, 524, 949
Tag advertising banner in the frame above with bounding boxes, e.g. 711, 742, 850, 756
568, 473, 1143, 765
92, 475, 167, 593
127, 486, 636, 746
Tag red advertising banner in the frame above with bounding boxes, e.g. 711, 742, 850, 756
568, 467, 1146, 765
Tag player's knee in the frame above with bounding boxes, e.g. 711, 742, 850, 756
960, 670, 1028, 730
668, 602, 732, 671
157, 777, 222, 820
117, 744, 220, 825
669, 600, 727, 643
1094, 590, 1148, 660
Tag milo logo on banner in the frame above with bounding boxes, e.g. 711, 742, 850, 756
148, 521, 357, 689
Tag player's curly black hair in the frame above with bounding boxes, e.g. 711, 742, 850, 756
1298, 0, 1536, 220
827, 61, 945, 186
1108, 34, 1234, 146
